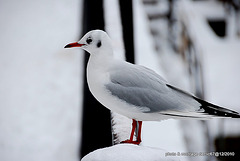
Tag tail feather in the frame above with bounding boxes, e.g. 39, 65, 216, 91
194, 97, 240, 118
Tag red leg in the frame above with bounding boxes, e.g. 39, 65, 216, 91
136, 121, 142, 143
121, 119, 142, 145
129, 119, 137, 141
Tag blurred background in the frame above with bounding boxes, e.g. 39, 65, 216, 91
0, 0, 239, 161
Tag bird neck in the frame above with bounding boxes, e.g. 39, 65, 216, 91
91, 45, 114, 58
88, 48, 114, 70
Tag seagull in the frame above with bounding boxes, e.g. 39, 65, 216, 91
65, 30, 240, 145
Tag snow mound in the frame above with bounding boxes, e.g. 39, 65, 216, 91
81, 144, 180, 161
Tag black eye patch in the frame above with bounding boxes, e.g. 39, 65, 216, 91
86, 37, 92, 44
97, 41, 102, 48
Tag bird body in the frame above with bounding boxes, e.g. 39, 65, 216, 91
87, 57, 168, 121
65, 30, 240, 144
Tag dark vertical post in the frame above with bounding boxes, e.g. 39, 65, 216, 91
80, 0, 112, 158
119, 0, 135, 64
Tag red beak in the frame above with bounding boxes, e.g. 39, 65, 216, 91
64, 42, 85, 48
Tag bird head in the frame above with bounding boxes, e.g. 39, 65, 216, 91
65, 30, 113, 55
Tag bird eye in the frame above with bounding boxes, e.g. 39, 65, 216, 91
97, 41, 102, 48
86, 37, 92, 44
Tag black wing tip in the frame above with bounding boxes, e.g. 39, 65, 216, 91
205, 108, 240, 118
194, 97, 240, 118
232, 114, 240, 118
202, 107, 240, 118
226, 111, 240, 118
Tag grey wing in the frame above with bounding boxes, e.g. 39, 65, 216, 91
106, 63, 240, 118
105, 63, 201, 114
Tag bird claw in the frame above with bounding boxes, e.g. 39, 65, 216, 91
121, 139, 141, 145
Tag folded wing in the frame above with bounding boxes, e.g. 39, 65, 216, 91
105, 63, 240, 119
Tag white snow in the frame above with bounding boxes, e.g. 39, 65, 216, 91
81, 144, 180, 161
